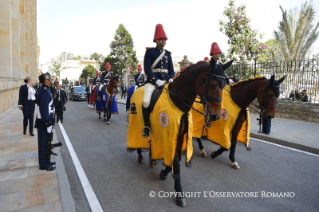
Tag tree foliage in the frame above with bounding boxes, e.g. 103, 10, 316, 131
100, 55, 121, 75
49, 52, 67, 77
109, 24, 138, 76
80, 64, 96, 79
90, 52, 105, 69
219, 0, 265, 63
274, 1, 319, 61
257, 39, 280, 63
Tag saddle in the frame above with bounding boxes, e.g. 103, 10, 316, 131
149, 86, 164, 113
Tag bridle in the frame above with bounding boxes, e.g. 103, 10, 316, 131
166, 67, 225, 126
225, 80, 279, 115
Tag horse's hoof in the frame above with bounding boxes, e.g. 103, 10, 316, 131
138, 157, 144, 164
104, 119, 106, 122
211, 152, 217, 159
159, 170, 167, 181
231, 161, 241, 169
176, 197, 188, 208
149, 161, 156, 169
200, 149, 207, 158
99, 117, 101, 119
107, 121, 110, 125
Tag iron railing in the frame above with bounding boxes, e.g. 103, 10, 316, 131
225, 58, 319, 103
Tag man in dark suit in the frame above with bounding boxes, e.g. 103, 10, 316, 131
121, 84, 127, 99
54, 84, 67, 123
18, 77, 36, 136
86, 83, 92, 105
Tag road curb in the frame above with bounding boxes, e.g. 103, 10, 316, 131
250, 132, 319, 155
53, 128, 76, 212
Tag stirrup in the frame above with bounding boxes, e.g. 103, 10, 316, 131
142, 126, 151, 138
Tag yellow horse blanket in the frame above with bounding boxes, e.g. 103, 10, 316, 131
127, 84, 193, 167
192, 85, 250, 149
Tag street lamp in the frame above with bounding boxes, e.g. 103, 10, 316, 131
254, 51, 259, 77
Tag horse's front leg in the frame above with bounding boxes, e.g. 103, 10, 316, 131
173, 151, 187, 207
137, 148, 144, 164
98, 112, 101, 119
107, 111, 111, 125
103, 111, 106, 122
229, 110, 246, 169
196, 138, 207, 157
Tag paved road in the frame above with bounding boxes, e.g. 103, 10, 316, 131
55, 99, 319, 212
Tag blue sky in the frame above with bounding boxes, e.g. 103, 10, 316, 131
38, 0, 319, 71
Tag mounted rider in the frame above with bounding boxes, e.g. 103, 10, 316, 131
101, 62, 113, 86
210, 42, 233, 85
135, 64, 146, 87
142, 24, 175, 138
93, 70, 101, 85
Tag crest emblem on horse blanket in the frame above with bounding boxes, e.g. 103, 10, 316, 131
192, 85, 250, 149
127, 84, 193, 167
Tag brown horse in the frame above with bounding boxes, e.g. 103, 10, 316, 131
97, 76, 120, 123
196, 75, 286, 169
129, 58, 234, 207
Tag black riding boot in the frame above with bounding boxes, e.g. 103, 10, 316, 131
142, 106, 151, 138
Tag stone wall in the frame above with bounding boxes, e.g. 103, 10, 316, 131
250, 100, 319, 123
0, 0, 39, 116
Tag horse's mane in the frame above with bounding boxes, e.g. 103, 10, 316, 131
231, 76, 280, 97
174, 62, 209, 81
231, 76, 266, 87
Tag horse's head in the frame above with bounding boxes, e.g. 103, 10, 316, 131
196, 58, 233, 121
108, 75, 120, 92
256, 75, 286, 119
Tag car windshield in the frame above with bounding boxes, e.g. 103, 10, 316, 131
74, 87, 85, 92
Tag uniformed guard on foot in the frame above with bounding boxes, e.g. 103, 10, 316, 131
35, 72, 55, 171
142, 24, 175, 138
135, 64, 146, 87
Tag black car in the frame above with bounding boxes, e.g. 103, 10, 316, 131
69, 86, 87, 101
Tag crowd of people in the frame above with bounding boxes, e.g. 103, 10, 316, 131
289, 89, 309, 102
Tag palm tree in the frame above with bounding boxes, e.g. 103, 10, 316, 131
274, 1, 319, 61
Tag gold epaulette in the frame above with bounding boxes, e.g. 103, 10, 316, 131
165, 49, 172, 54
146, 47, 154, 50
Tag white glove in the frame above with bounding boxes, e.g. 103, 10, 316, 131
229, 79, 234, 84
169, 78, 173, 83
155, 80, 165, 87
47, 126, 52, 133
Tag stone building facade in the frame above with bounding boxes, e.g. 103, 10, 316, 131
0, 0, 39, 116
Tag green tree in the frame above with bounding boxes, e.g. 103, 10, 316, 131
100, 55, 121, 75
219, 0, 265, 63
258, 39, 280, 63
90, 52, 105, 70
274, 1, 319, 61
49, 52, 67, 77
80, 64, 96, 79
109, 24, 138, 79
73, 55, 81, 60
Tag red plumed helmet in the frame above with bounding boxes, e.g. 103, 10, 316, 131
82, 78, 84, 80
210, 42, 222, 56
153, 24, 168, 42
56, 77, 57, 80
105, 62, 111, 69
204, 57, 209, 61
96, 71, 99, 75
66, 77, 68, 80
138, 64, 142, 71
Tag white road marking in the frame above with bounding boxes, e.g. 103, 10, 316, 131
252, 137, 319, 158
58, 122, 104, 212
